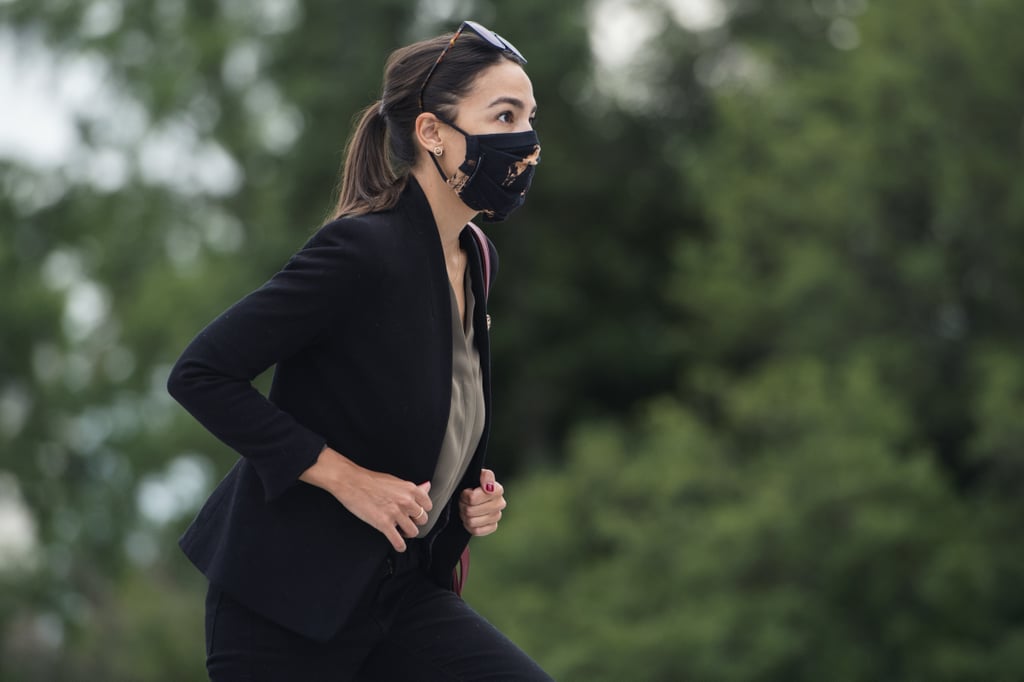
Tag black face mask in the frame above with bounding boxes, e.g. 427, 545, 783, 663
430, 119, 541, 222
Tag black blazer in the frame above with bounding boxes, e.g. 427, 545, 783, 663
167, 177, 497, 642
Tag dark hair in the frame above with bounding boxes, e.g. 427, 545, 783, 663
330, 32, 525, 219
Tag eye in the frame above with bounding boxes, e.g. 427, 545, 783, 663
497, 110, 514, 124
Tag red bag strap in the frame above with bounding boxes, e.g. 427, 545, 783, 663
453, 546, 470, 597
468, 222, 491, 298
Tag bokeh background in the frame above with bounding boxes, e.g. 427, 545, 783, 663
2, 0, 1023, 680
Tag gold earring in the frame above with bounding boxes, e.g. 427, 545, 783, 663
433, 146, 443, 157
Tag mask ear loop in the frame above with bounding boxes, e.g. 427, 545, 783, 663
427, 116, 475, 189
429, 149, 451, 185
436, 117, 472, 137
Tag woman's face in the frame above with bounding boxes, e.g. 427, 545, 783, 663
456, 60, 537, 132
439, 60, 537, 160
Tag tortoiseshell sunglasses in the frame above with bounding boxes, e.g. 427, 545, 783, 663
418, 20, 528, 111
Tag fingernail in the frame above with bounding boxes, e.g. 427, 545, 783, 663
485, 483, 494, 493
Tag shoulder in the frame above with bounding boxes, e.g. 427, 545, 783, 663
289, 211, 405, 283
307, 211, 395, 253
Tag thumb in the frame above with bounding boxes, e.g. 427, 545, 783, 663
480, 468, 496, 495
418, 480, 431, 492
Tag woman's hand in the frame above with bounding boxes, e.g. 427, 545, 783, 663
459, 468, 506, 537
300, 447, 432, 552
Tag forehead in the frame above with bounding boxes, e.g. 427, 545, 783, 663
462, 60, 537, 112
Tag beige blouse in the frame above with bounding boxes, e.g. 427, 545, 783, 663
417, 269, 486, 537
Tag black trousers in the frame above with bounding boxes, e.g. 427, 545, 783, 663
204, 544, 553, 681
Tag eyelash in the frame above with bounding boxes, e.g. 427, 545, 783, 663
497, 111, 537, 126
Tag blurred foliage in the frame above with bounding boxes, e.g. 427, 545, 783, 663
1, 0, 1023, 679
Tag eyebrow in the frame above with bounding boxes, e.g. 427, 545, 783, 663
487, 96, 538, 115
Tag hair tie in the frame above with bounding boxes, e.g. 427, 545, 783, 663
377, 100, 386, 117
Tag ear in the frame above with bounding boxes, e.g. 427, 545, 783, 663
414, 112, 445, 156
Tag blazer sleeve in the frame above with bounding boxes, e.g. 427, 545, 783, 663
166, 221, 380, 501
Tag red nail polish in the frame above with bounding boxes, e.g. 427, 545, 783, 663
485, 483, 494, 493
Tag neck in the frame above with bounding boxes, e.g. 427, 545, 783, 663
411, 164, 476, 254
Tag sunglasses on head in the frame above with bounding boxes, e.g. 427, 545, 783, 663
418, 20, 528, 111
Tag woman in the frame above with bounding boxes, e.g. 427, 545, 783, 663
167, 20, 551, 681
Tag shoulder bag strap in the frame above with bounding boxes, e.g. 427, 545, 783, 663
467, 221, 491, 298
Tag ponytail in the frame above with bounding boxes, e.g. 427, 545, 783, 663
331, 101, 405, 219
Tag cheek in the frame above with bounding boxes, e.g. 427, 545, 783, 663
443, 135, 468, 172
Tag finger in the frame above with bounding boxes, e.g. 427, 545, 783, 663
384, 526, 407, 552
396, 513, 420, 538
462, 487, 490, 507
480, 468, 497, 494
465, 509, 503, 527
399, 482, 432, 518
466, 486, 504, 507
414, 481, 433, 511
412, 506, 428, 525
463, 480, 504, 506
463, 497, 506, 518
468, 522, 499, 537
